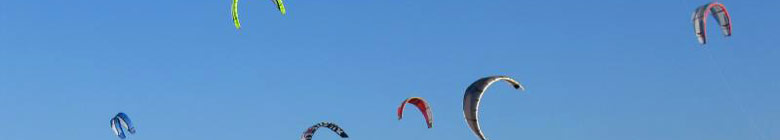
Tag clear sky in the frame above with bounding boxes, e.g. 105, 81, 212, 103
0, 0, 778, 139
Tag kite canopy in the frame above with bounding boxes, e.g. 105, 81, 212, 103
110, 112, 136, 139
463, 76, 525, 140
397, 97, 434, 128
300, 122, 349, 140
231, 0, 286, 29
692, 2, 732, 44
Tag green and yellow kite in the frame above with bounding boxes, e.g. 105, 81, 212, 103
232, 0, 286, 30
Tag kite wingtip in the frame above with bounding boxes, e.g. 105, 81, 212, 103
513, 85, 526, 91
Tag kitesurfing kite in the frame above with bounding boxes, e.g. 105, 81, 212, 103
692, 2, 732, 44
463, 76, 525, 140
300, 122, 349, 140
110, 112, 136, 139
232, 0, 286, 29
397, 97, 434, 128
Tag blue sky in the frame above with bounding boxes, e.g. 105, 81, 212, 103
0, 0, 778, 139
